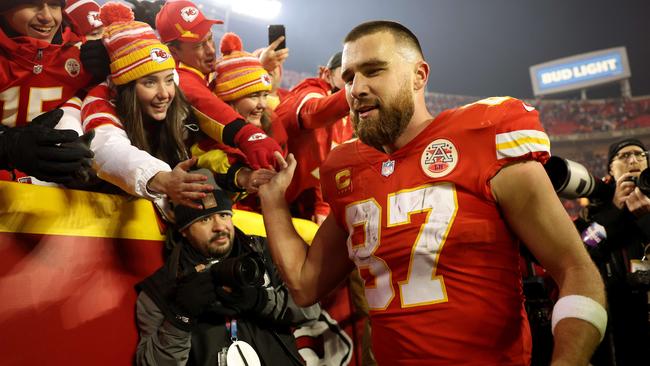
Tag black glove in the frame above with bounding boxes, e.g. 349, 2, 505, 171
124, 0, 165, 28
80, 39, 110, 84
0, 109, 94, 184
61, 130, 95, 184
172, 270, 218, 329
215, 285, 269, 315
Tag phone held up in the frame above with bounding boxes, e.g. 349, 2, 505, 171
268, 24, 286, 50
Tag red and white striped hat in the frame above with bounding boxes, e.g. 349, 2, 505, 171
214, 32, 272, 102
100, 2, 175, 85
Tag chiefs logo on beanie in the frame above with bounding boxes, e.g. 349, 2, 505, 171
99, 1, 175, 85
214, 32, 272, 102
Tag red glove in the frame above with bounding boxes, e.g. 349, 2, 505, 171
235, 123, 283, 169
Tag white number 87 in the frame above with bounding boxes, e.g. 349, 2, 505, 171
345, 183, 458, 310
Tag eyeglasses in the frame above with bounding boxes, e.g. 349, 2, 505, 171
614, 150, 648, 162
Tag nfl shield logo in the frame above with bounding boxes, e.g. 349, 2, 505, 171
381, 160, 395, 177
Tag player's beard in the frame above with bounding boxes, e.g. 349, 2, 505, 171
352, 81, 414, 152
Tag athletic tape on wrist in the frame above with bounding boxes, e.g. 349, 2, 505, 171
551, 295, 607, 342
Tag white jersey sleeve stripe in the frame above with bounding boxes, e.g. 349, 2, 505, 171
496, 129, 550, 159
83, 112, 123, 129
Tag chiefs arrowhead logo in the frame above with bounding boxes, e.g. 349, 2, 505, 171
180, 6, 199, 23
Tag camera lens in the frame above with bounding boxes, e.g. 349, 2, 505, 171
236, 257, 263, 286
211, 255, 265, 288
637, 168, 650, 196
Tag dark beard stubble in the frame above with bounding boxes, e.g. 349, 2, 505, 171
352, 82, 415, 152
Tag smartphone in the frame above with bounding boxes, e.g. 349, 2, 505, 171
268, 24, 286, 50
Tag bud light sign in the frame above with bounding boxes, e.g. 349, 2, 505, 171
529, 47, 630, 96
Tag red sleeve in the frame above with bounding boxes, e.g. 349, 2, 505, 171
275, 78, 343, 134
477, 97, 551, 198
313, 185, 331, 217
81, 83, 123, 132
177, 67, 244, 147
276, 88, 290, 101
490, 97, 550, 165
330, 117, 355, 146
299, 89, 349, 130
268, 111, 288, 154
274, 86, 313, 135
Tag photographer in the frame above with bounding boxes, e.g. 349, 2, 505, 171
135, 170, 320, 366
575, 138, 650, 366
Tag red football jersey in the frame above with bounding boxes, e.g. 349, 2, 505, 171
0, 28, 91, 127
275, 78, 331, 215
276, 78, 351, 218
320, 97, 550, 365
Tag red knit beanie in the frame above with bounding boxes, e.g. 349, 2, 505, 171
64, 0, 102, 37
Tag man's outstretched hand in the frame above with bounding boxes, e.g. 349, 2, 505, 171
257, 152, 296, 200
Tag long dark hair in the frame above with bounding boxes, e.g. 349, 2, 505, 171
115, 80, 189, 167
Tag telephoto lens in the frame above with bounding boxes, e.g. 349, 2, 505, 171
543, 156, 613, 201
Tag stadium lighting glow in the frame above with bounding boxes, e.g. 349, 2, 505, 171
230, 0, 282, 20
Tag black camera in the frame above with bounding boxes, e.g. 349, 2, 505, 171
206, 253, 265, 288
630, 168, 650, 196
544, 156, 613, 201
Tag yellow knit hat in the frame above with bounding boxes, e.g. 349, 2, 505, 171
214, 32, 272, 102
100, 2, 176, 85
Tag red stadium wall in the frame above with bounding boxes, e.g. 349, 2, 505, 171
0, 234, 163, 365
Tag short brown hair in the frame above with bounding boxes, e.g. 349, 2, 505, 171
344, 20, 424, 59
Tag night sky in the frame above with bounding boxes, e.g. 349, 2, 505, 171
105, 0, 650, 99
226, 0, 649, 99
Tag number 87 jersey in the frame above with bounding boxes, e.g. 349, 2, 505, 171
320, 97, 550, 365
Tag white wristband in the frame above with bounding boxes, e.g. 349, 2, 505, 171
551, 295, 607, 342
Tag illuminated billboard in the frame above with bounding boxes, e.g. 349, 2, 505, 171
529, 47, 631, 96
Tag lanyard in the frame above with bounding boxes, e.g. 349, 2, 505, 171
225, 318, 238, 341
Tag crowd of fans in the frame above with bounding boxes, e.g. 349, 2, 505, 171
535, 98, 650, 135
423, 92, 650, 137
